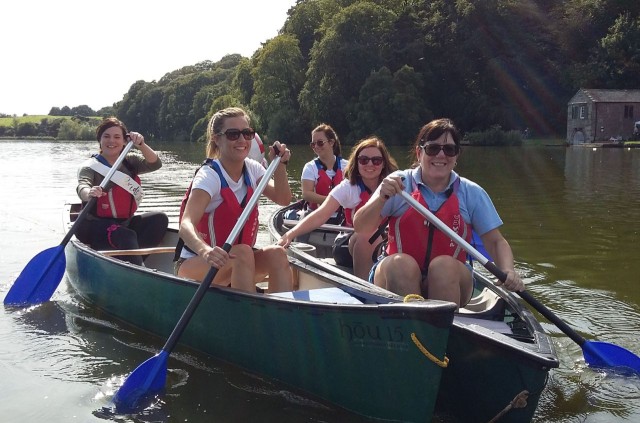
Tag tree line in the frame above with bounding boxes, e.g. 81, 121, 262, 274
11, 0, 640, 145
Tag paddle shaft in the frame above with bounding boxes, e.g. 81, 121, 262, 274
160, 153, 282, 354
399, 190, 589, 347
100, 246, 176, 256
61, 141, 136, 246
283, 219, 354, 233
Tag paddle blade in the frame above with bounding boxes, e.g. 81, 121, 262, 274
4, 245, 66, 306
583, 340, 640, 374
113, 351, 169, 411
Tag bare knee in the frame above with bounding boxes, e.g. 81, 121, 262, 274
262, 245, 289, 267
231, 244, 255, 263
426, 256, 471, 306
377, 254, 421, 295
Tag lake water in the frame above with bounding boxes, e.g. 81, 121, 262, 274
1, 139, 639, 422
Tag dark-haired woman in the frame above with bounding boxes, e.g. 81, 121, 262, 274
76, 117, 168, 265
354, 118, 524, 307
300, 124, 349, 218
279, 136, 398, 279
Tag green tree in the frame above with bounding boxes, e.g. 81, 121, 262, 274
352, 65, 430, 145
251, 34, 306, 143
232, 58, 255, 105
16, 122, 37, 137
594, 13, 640, 89
281, 0, 340, 61
72, 105, 96, 116
299, 2, 396, 139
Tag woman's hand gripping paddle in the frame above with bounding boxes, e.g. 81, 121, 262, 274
112, 150, 283, 411
399, 190, 640, 374
4, 140, 136, 306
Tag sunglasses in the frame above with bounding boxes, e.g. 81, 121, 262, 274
357, 155, 384, 166
218, 128, 256, 141
309, 139, 331, 148
421, 143, 460, 157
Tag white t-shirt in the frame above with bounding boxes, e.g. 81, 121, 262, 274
301, 156, 349, 184
191, 158, 266, 213
180, 158, 266, 259
328, 179, 364, 210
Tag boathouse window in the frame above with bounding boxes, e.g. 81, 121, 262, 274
579, 105, 587, 119
624, 105, 634, 119
571, 106, 578, 119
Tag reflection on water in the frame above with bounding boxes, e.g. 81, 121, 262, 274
1, 140, 640, 422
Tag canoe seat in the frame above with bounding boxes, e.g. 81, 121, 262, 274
270, 287, 363, 304
458, 287, 506, 318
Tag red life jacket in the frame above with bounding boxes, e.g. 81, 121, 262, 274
308, 157, 344, 210
179, 159, 258, 248
93, 156, 140, 219
343, 179, 372, 227
386, 178, 471, 273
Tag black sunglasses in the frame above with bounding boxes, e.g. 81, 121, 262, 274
218, 128, 255, 141
357, 155, 384, 166
310, 139, 331, 148
421, 143, 460, 157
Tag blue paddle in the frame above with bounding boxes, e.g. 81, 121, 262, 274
4, 140, 136, 306
400, 190, 640, 374
113, 151, 283, 411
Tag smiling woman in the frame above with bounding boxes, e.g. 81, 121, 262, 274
175, 106, 293, 293
74, 118, 168, 265
278, 136, 398, 279
354, 118, 524, 308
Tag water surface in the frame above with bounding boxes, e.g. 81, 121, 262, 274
1, 140, 639, 422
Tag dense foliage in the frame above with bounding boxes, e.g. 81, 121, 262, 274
9, 0, 640, 145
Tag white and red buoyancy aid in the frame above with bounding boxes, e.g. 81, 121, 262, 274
90, 155, 142, 219
386, 178, 471, 273
343, 179, 372, 227
308, 157, 344, 210
179, 159, 259, 248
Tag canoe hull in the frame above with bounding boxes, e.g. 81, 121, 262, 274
64, 228, 455, 422
269, 202, 559, 423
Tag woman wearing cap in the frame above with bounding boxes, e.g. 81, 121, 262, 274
354, 118, 524, 307
175, 107, 293, 293
76, 117, 168, 265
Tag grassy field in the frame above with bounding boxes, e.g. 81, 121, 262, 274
0, 115, 75, 127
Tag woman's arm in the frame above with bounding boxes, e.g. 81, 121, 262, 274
129, 131, 160, 165
481, 228, 524, 291
278, 196, 340, 247
178, 189, 213, 256
353, 175, 403, 233
262, 142, 292, 206
301, 179, 327, 205
76, 166, 95, 202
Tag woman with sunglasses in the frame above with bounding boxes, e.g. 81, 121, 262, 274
300, 124, 349, 220
176, 107, 293, 293
278, 136, 398, 279
354, 118, 524, 307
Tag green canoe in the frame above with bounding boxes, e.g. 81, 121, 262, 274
63, 203, 455, 422
269, 201, 560, 423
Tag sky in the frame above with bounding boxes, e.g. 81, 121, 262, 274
0, 0, 297, 116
